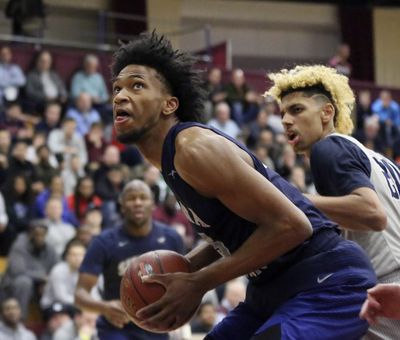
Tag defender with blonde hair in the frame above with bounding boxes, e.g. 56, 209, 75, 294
269, 64, 400, 339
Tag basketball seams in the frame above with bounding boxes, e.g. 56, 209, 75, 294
154, 251, 165, 274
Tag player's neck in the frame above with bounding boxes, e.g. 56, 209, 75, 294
125, 221, 153, 237
136, 119, 178, 170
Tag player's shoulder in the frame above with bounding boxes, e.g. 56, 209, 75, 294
312, 134, 366, 159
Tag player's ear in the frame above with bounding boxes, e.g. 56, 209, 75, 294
321, 102, 335, 124
163, 96, 179, 116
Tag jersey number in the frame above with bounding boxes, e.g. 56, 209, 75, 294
373, 157, 400, 199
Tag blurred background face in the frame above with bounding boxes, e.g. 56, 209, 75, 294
380, 90, 392, 107
338, 44, 350, 59
0, 46, 12, 64
232, 69, 245, 88
103, 145, 120, 166
214, 102, 231, 123
63, 120, 77, 137
0, 130, 11, 151
30, 226, 47, 248
66, 244, 85, 271
46, 199, 63, 221
120, 182, 154, 227
12, 142, 28, 161
208, 67, 222, 85
143, 165, 160, 186
78, 178, 94, 198
14, 176, 27, 195
37, 51, 52, 72
358, 90, 371, 107
6, 104, 22, 120
50, 176, 64, 195
45, 104, 62, 126
76, 93, 92, 112
1, 298, 21, 327
198, 303, 216, 327
84, 55, 99, 74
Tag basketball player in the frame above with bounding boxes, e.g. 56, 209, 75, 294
111, 31, 376, 339
75, 179, 184, 340
267, 65, 400, 339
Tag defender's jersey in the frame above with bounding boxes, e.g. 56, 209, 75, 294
310, 133, 400, 278
80, 221, 184, 332
161, 122, 339, 283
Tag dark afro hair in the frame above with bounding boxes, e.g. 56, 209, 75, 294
111, 31, 207, 123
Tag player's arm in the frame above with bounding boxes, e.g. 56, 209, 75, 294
305, 188, 386, 231
75, 273, 129, 328
174, 128, 312, 289
185, 241, 221, 272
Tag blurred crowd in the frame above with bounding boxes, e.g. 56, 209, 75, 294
0, 42, 399, 339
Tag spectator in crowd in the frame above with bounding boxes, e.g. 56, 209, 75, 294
70, 54, 109, 105
43, 197, 76, 256
7, 140, 36, 179
142, 164, 167, 205
246, 105, 274, 149
26, 131, 56, 166
289, 165, 311, 194
0, 45, 26, 110
190, 302, 217, 334
48, 117, 88, 168
0, 220, 59, 319
355, 90, 373, 131
0, 191, 9, 256
252, 143, 275, 170
0, 103, 26, 136
208, 101, 241, 139
25, 50, 68, 112
40, 240, 86, 310
204, 67, 226, 121
215, 279, 246, 323
67, 176, 102, 224
0, 297, 36, 340
66, 92, 102, 137
75, 179, 184, 339
85, 122, 108, 173
372, 90, 400, 147
328, 43, 352, 77
40, 302, 75, 340
35, 101, 63, 136
33, 144, 59, 186
53, 309, 98, 340
353, 115, 387, 155
61, 154, 85, 197
275, 144, 297, 180
0, 129, 11, 187
262, 98, 284, 134
93, 144, 120, 182
224, 68, 259, 126
1, 175, 33, 254
34, 174, 77, 226
153, 191, 195, 251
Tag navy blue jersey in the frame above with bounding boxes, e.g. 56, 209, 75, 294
310, 135, 374, 196
79, 221, 184, 334
161, 122, 339, 283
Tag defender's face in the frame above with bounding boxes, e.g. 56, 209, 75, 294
112, 65, 169, 144
280, 92, 325, 155
120, 186, 154, 227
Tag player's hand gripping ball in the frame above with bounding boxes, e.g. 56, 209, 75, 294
120, 250, 191, 332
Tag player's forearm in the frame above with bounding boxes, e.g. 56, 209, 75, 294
185, 242, 221, 272
75, 287, 108, 315
307, 193, 386, 232
192, 219, 311, 291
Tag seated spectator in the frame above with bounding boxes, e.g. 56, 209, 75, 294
7, 140, 36, 180
67, 176, 102, 224
0, 129, 10, 187
216, 279, 246, 323
33, 174, 77, 226
26, 131, 57, 166
0, 297, 36, 340
40, 240, 86, 310
82, 208, 103, 234
33, 144, 59, 186
289, 165, 313, 194
372, 90, 400, 146
92, 144, 121, 182
204, 67, 226, 121
0, 45, 26, 110
61, 154, 85, 197
328, 43, 352, 77
208, 101, 241, 139
25, 50, 68, 112
66, 92, 101, 137
1, 175, 33, 254
85, 122, 108, 173
276, 144, 297, 180
353, 115, 387, 155
40, 302, 75, 340
52, 309, 98, 340
35, 101, 62, 136
252, 143, 275, 170
355, 89, 373, 130
0, 220, 59, 319
0, 102, 26, 136
48, 117, 88, 169
246, 105, 275, 149
262, 97, 283, 134
190, 302, 217, 334
0, 191, 9, 256
44, 197, 76, 256
153, 191, 194, 251
224, 68, 259, 126
143, 163, 168, 205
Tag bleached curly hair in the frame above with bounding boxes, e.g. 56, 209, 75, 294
266, 65, 355, 135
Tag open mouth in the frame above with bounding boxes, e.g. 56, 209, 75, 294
114, 110, 132, 123
286, 131, 300, 146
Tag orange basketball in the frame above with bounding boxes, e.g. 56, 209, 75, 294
120, 250, 191, 332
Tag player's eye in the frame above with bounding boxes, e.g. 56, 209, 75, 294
132, 82, 144, 90
113, 86, 121, 94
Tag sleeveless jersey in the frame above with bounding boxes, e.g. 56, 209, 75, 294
310, 133, 400, 279
161, 122, 339, 284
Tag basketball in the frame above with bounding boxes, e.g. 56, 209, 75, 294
120, 250, 191, 331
